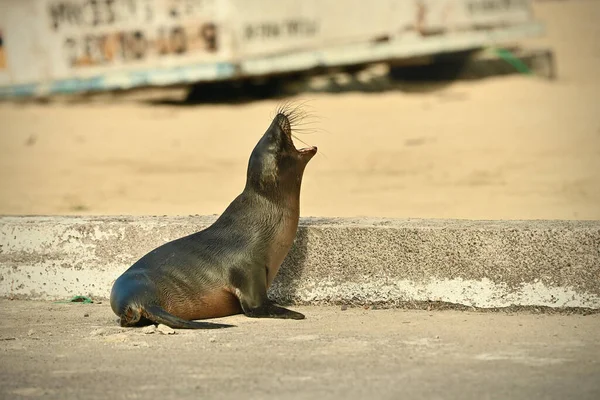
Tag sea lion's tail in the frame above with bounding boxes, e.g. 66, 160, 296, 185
143, 305, 234, 330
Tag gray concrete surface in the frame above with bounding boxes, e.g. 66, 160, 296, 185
0, 300, 599, 400
1, 216, 599, 308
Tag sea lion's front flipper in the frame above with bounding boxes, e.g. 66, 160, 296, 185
232, 266, 305, 320
244, 300, 305, 320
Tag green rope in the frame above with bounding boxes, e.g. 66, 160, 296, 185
491, 47, 533, 75
54, 295, 93, 304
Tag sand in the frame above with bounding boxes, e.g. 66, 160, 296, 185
1, 0, 599, 220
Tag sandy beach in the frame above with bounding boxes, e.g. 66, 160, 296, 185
1, 0, 598, 220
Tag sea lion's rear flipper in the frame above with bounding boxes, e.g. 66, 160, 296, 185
143, 305, 234, 329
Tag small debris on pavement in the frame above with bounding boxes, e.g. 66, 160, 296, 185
157, 324, 176, 335
55, 296, 94, 304
142, 325, 157, 334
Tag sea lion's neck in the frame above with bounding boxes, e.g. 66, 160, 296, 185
244, 177, 303, 210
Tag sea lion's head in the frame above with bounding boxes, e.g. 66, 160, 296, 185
246, 107, 317, 197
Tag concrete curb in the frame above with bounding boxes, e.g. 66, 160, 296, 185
0, 216, 599, 309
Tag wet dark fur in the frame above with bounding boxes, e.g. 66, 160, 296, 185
110, 105, 317, 329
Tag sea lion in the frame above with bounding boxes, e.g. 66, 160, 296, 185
110, 105, 317, 329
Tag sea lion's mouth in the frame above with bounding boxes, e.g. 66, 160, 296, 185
275, 112, 316, 155
291, 136, 317, 155
298, 146, 317, 154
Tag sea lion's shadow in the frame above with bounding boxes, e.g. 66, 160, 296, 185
269, 226, 309, 306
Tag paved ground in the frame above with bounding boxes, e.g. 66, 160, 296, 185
0, 300, 598, 399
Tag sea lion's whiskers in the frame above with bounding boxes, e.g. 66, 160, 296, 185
290, 134, 312, 149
